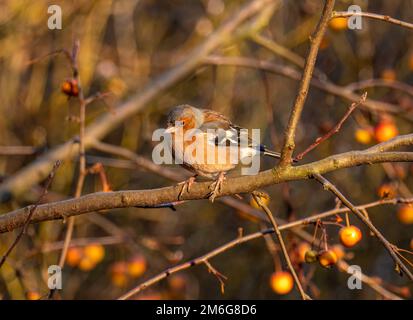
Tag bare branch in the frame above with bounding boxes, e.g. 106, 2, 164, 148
280, 0, 336, 166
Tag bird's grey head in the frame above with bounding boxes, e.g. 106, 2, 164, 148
166, 105, 204, 129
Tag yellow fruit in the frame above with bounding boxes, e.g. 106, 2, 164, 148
318, 250, 338, 268
354, 128, 372, 144
127, 255, 147, 278
66, 247, 83, 267
397, 205, 413, 224
339, 226, 362, 248
83, 244, 105, 264
26, 291, 41, 300
329, 17, 348, 31
377, 183, 396, 198
374, 122, 398, 142
304, 250, 318, 263
297, 242, 311, 263
250, 192, 270, 209
269, 271, 294, 295
78, 257, 97, 271
331, 244, 345, 260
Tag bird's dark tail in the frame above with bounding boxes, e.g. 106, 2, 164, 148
259, 145, 281, 158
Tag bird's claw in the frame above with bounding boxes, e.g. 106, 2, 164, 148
208, 172, 226, 203
177, 176, 196, 199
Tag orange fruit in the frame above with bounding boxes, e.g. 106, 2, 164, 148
110, 261, 129, 287
354, 128, 372, 144
83, 244, 105, 264
397, 205, 413, 224
377, 183, 396, 198
318, 250, 338, 268
26, 291, 41, 300
250, 192, 270, 209
127, 255, 147, 278
61, 79, 79, 97
297, 242, 311, 263
329, 17, 348, 31
374, 121, 398, 142
66, 247, 83, 267
304, 249, 318, 263
269, 271, 294, 295
331, 244, 345, 260
78, 257, 97, 271
381, 69, 396, 82
168, 274, 187, 291
339, 226, 362, 248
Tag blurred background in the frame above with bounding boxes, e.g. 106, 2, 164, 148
0, 0, 412, 299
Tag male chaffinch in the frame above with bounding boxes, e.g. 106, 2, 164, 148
165, 105, 281, 202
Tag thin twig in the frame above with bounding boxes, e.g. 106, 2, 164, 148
280, 0, 335, 166
294, 92, 367, 161
0, 161, 60, 269
252, 192, 310, 300
332, 11, 413, 30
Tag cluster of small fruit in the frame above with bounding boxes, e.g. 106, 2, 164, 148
269, 225, 361, 296
109, 255, 147, 287
67, 244, 148, 287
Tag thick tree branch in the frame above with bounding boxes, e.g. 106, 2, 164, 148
1, 137, 413, 233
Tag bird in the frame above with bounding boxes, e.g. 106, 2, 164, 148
164, 104, 282, 202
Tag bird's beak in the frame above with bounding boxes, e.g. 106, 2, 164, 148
165, 127, 176, 134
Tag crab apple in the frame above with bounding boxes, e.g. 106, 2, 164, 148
354, 128, 372, 145
397, 205, 413, 224
339, 226, 362, 248
329, 17, 348, 31
84, 244, 105, 264
377, 183, 396, 198
318, 250, 338, 268
78, 257, 97, 271
26, 291, 41, 300
127, 255, 147, 278
249, 192, 270, 209
331, 244, 345, 260
374, 121, 398, 143
381, 69, 396, 82
269, 271, 294, 295
110, 261, 129, 287
66, 247, 83, 267
297, 242, 311, 263
304, 249, 318, 263
61, 79, 79, 97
